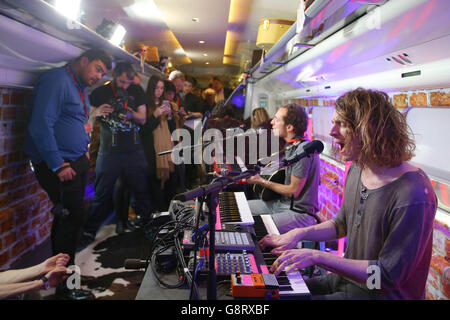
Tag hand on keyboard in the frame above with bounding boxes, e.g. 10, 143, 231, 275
259, 228, 303, 253
269, 249, 318, 276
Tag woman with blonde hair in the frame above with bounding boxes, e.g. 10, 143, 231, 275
251, 107, 270, 128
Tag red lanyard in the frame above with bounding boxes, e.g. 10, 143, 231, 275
110, 82, 128, 109
286, 137, 306, 144
66, 65, 88, 118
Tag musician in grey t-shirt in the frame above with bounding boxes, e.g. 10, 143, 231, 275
246, 104, 320, 233
259, 88, 437, 299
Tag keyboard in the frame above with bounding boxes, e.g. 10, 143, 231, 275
253, 215, 311, 299
189, 251, 259, 278
216, 192, 254, 229
182, 229, 255, 252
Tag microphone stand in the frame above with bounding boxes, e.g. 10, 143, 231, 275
174, 139, 324, 300
175, 167, 261, 300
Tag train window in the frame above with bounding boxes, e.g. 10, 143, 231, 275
406, 107, 450, 213
258, 94, 268, 109
311, 106, 335, 159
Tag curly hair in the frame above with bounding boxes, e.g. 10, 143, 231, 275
281, 103, 308, 137
334, 88, 415, 168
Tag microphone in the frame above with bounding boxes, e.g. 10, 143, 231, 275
282, 140, 324, 167
124, 259, 148, 270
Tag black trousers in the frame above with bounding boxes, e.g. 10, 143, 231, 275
32, 155, 90, 267
84, 151, 151, 235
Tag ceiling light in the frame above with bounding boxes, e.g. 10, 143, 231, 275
199, 40, 205, 44
203, 53, 208, 56
192, 18, 200, 22
109, 24, 127, 46
205, 62, 210, 65
55, 0, 81, 20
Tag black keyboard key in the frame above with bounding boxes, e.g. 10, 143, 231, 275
278, 285, 293, 292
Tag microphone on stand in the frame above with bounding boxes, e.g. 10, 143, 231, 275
281, 140, 324, 167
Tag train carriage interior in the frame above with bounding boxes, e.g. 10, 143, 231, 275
0, 0, 448, 303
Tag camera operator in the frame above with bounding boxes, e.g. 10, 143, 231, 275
78, 62, 152, 248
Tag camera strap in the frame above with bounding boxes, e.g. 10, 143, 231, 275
110, 82, 128, 110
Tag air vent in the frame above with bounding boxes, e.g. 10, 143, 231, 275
388, 53, 413, 65
401, 70, 421, 78
324, 85, 331, 89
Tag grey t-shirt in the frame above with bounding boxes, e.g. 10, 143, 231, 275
333, 163, 437, 299
281, 141, 320, 214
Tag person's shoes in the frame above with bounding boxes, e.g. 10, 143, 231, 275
76, 232, 95, 252
126, 215, 150, 231
54, 287, 95, 300
116, 221, 125, 235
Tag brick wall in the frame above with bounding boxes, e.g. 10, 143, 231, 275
284, 88, 450, 300
0, 87, 53, 269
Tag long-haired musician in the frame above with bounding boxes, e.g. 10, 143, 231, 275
260, 88, 437, 299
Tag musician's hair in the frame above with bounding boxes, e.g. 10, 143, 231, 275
280, 103, 308, 137
334, 87, 415, 168
251, 107, 269, 128
75, 48, 112, 70
113, 62, 137, 80
146, 75, 165, 115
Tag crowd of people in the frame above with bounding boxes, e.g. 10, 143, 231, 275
19, 48, 244, 300
5, 47, 436, 301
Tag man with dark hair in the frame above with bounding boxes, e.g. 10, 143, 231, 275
183, 75, 204, 118
24, 48, 112, 300
211, 76, 232, 103
78, 61, 151, 245
246, 103, 320, 233
261, 88, 437, 300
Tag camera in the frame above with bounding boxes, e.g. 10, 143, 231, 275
108, 95, 129, 120
51, 203, 70, 218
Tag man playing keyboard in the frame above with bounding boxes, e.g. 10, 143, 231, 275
245, 104, 320, 233
260, 88, 437, 300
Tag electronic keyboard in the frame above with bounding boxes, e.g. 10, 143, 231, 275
252, 214, 311, 298
216, 192, 254, 229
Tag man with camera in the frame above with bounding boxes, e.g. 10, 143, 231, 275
78, 62, 151, 247
24, 48, 112, 300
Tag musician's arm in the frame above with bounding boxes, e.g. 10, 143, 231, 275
258, 174, 306, 198
298, 220, 346, 242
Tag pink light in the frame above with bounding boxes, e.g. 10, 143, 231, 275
412, 0, 437, 31
387, 11, 413, 41
327, 41, 351, 63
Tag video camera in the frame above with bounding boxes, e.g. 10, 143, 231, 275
108, 91, 129, 120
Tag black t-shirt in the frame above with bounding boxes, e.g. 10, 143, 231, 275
184, 93, 205, 115
90, 83, 147, 153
